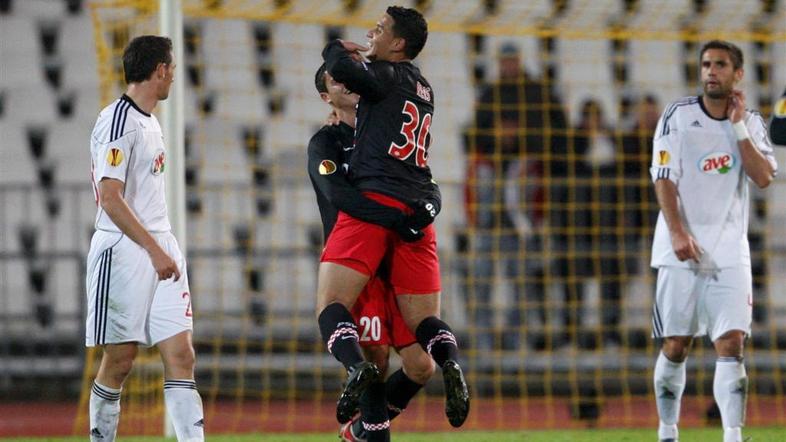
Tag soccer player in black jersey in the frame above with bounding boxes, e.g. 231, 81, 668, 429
314, 6, 470, 429
310, 63, 438, 442
772, 88, 786, 146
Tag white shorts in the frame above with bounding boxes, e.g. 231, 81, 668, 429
652, 266, 752, 341
85, 230, 193, 347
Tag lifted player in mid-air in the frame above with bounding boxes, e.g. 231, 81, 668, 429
315, 5, 470, 430
309, 63, 438, 441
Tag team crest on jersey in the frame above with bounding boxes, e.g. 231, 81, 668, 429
151, 151, 166, 175
775, 97, 786, 117
658, 150, 670, 165
416, 82, 431, 102
106, 148, 124, 167
319, 159, 337, 175
699, 152, 735, 174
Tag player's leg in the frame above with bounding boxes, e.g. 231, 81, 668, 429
317, 262, 371, 370
151, 233, 204, 442
90, 343, 137, 442
318, 214, 391, 423
389, 343, 434, 418
391, 224, 468, 427
86, 232, 153, 442
396, 293, 469, 427
707, 267, 752, 442
349, 345, 390, 442
158, 331, 204, 442
652, 266, 700, 442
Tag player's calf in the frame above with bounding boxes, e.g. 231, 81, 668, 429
414, 316, 470, 427
319, 303, 366, 371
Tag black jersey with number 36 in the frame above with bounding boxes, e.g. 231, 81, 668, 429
323, 40, 436, 204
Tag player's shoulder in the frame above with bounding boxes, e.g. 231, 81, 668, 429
94, 95, 144, 142
663, 96, 700, 115
308, 124, 342, 154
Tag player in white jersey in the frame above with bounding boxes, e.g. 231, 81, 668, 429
649, 40, 777, 442
85, 36, 204, 442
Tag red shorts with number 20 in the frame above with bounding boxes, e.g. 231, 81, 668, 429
351, 276, 417, 349
320, 192, 441, 295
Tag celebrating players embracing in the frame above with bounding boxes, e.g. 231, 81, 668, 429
309, 63, 439, 442
315, 5, 470, 429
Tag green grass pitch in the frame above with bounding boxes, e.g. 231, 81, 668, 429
3, 427, 786, 442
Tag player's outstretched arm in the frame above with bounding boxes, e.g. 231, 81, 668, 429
770, 88, 786, 146
98, 178, 180, 281
322, 39, 396, 102
307, 135, 421, 241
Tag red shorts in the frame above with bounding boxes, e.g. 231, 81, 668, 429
320, 192, 441, 294
351, 276, 417, 349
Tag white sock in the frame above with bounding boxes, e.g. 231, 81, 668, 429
163, 379, 205, 442
654, 352, 686, 439
89, 382, 121, 442
723, 426, 742, 442
714, 357, 747, 441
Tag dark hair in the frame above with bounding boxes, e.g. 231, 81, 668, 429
314, 63, 328, 94
123, 35, 173, 83
700, 40, 744, 70
386, 6, 428, 60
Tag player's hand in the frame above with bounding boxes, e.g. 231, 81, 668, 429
726, 89, 746, 123
670, 230, 702, 263
393, 216, 424, 242
339, 40, 368, 61
148, 246, 181, 281
406, 199, 437, 230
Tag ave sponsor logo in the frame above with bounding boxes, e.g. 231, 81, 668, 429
151, 150, 166, 175
699, 151, 735, 174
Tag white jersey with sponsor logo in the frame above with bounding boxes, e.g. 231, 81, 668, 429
649, 96, 777, 269
90, 94, 170, 232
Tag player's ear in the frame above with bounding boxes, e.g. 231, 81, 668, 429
391, 36, 406, 54
734, 67, 744, 84
319, 92, 331, 105
155, 62, 167, 80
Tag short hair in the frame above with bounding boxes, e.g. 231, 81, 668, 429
122, 35, 173, 84
314, 63, 328, 94
386, 6, 428, 60
700, 40, 744, 70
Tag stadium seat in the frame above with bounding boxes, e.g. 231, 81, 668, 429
0, 18, 46, 88
627, 40, 684, 107
0, 123, 37, 185
558, 38, 617, 124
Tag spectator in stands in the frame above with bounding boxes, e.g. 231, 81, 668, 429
464, 41, 568, 351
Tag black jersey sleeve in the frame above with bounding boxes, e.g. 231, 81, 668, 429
308, 130, 406, 229
771, 88, 786, 146
322, 40, 397, 102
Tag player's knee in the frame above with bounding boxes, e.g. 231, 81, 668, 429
103, 354, 135, 382
162, 345, 196, 372
662, 337, 692, 362
714, 330, 745, 358
402, 351, 435, 385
